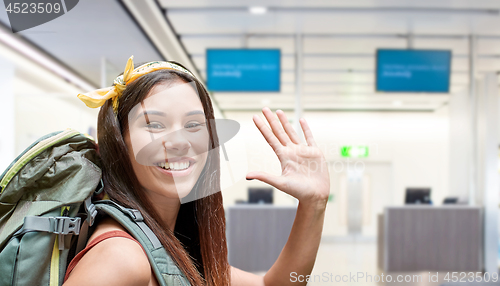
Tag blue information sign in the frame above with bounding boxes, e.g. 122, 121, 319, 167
206, 49, 281, 92
376, 49, 451, 93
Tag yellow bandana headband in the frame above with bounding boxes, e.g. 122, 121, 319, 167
77, 55, 195, 114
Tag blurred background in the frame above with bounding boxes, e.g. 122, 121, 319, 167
0, 0, 498, 285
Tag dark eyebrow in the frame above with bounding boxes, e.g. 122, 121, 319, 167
135, 110, 166, 121
186, 110, 205, 116
135, 110, 204, 121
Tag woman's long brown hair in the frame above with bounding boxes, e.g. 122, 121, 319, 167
96, 64, 230, 286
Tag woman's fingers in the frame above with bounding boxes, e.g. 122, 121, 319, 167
261, 107, 291, 146
246, 171, 285, 191
299, 118, 317, 147
276, 110, 301, 144
252, 115, 282, 153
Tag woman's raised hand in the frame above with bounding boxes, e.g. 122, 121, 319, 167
246, 107, 330, 207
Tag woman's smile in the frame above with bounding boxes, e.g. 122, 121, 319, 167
153, 157, 197, 177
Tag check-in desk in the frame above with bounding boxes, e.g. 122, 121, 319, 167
378, 206, 482, 272
226, 204, 297, 272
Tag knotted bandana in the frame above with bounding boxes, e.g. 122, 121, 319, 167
77, 55, 196, 114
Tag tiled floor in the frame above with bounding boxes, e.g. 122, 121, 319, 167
250, 241, 498, 286
304, 241, 462, 286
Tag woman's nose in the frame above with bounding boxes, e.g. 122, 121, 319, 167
162, 130, 191, 152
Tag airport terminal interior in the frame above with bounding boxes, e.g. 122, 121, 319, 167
0, 0, 499, 285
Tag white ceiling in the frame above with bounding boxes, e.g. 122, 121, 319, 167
1, 0, 500, 112
0, 0, 163, 87
160, 0, 500, 111
158, 0, 500, 9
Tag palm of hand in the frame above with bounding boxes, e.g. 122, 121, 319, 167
246, 108, 330, 204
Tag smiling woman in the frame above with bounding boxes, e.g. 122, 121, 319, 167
64, 58, 229, 286
125, 81, 210, 200
62, 56, 330, 286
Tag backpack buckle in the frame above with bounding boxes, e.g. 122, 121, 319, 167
53, 217, 81, 235
84, 196, 97, 226
54, 217, 81, 250
127, 209, 144, 222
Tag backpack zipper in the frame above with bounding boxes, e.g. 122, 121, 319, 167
0, 129, 80, 192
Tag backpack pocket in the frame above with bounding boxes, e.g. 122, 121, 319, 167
0, 208, 74, 286
0, 231, 56, 286
0, 231, 19, 285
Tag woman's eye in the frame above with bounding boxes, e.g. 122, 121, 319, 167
146, 123, 164, 129
185, 122, 205, 129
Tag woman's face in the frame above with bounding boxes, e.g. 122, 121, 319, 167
124, 80, 210, 201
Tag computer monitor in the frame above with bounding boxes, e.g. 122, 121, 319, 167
206, 49, 281, 92
248, 188, 273, 204
376, 49, 451, 93
405, 188, 431, 204
443, 197, 458, 204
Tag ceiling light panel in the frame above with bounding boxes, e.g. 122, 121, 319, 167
249, 6, 268, 14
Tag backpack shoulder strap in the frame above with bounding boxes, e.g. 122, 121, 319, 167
93, 200, 191, 286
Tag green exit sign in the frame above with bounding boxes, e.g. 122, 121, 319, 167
340, 146, 369, 158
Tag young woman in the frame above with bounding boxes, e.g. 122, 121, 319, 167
63, 57, 330, 286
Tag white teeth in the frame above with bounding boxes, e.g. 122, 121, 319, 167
157, 161, 190, 171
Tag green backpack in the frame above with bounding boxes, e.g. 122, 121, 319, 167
0, 129, 191, 286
